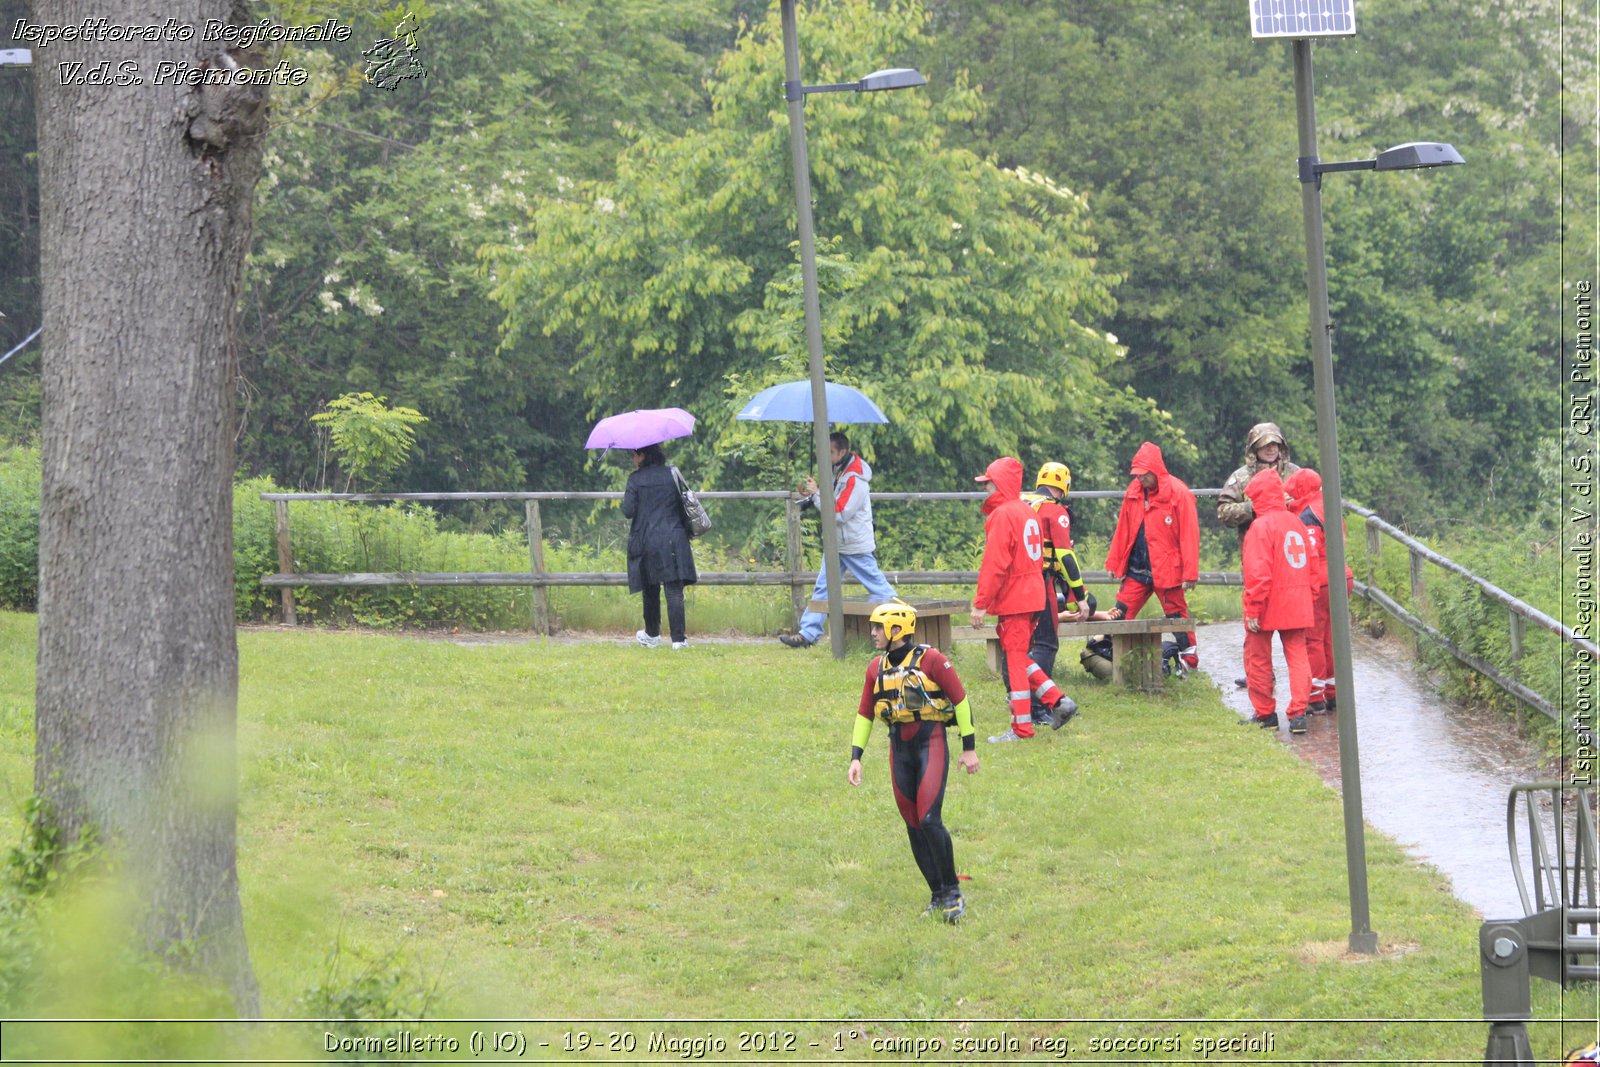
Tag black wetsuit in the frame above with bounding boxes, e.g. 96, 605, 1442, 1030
853, 642, 974, 901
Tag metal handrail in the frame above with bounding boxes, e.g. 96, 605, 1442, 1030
1345, 503, 1594, 657
1344, 503, 1593, 722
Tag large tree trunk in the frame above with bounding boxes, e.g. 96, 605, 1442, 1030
31, 0, 269, 1014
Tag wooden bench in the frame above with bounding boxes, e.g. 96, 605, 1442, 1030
972, 617, 1195, 692
805, 597, 968, 651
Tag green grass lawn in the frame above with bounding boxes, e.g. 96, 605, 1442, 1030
0, 610, 1593, 1062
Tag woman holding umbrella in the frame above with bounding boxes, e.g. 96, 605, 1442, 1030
622, 443, 698, 649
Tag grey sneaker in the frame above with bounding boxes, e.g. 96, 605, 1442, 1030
670, 641, 688, 650
939, 893, 966, 924
778, 633, 814, 648
987, 729, 1023, 744
636, 630, 662, 649
1048, 696, 1079, 731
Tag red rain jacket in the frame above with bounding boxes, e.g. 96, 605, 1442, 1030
1104, 442, 1200, 589
1242, 468, 1314, 630
974, 457, 1048, 618
1284, 468, 1354, 594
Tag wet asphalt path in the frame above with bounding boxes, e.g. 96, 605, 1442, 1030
1192, 622, 1549, 919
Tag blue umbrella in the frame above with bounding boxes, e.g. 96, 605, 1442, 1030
584, 407, 696, 450
735, 380, 888, 424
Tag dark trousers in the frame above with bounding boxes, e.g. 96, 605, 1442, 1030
641, 581, 687, 643
1028, 606, 1060, 715
889, 720, 958, 899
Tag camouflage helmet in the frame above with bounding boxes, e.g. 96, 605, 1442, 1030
1245, 422, 1288, 458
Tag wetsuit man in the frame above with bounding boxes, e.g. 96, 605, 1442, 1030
848, 600, 980, 923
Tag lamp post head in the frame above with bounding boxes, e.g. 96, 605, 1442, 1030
858, 67, 925, 92
1374, 141, 1464, 171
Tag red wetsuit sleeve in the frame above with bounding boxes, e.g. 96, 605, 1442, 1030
857, 657, 881, 719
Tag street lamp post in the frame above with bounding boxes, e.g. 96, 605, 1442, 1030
778, 0, 923, 659
1289, 39, 1462, 954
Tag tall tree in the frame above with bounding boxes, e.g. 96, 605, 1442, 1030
32, 0, 266, 1012
487, 0, 1167, 496
236, 0, 730, 506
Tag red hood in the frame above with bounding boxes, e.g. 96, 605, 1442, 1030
1284, 467, 1322, 510
1245, 468, 1288, 514
979, 456, 1025, 514
1129, 441, 1169, 480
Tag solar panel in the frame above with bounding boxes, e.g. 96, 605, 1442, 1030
1249, 0, 1357, 38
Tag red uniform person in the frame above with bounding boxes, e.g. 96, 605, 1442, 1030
1241, 468, 1315, 733
1283, 467, 1354, 713
1103, 442, 1201, 669
969, 457, 1076, 742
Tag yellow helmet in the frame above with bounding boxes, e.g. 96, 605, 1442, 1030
1036, 461, 1072, 494
869, 599, 917, 644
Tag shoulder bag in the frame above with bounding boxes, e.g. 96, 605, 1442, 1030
670, 465, 713, 538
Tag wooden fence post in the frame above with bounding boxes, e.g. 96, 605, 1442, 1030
785, 497, 806, 625
1409, 548, 1427, 654
1365, 520, 1381, 589
526, 500, 551, 635
274, 499, 296, 626
1509, 609, 1527, 731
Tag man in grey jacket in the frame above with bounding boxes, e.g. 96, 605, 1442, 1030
780, 432, 898, 648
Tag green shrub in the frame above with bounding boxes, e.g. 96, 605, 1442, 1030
234, 475, 282, 621
0, 446, 40, 610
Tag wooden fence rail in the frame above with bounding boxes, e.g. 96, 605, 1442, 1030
259, 489, 1577, 724
258, 488, 1231, 635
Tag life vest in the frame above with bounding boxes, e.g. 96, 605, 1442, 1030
872, 645, 956, 724
1021, 490, 1071, 580
1022, 490, 1086, 603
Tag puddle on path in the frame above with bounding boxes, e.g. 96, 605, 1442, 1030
1192, 622, 1550, 919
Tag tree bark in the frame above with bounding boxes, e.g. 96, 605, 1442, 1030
31, 0, 269, 1015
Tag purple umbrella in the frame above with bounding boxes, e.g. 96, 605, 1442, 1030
585, 407, 697, 450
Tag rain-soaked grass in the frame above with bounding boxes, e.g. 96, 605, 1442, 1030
0, 610, 1593, 1061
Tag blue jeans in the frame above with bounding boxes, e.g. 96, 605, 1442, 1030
798, 552, 897, 642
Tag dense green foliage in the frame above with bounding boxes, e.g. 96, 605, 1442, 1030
1, 0, 1581, 534
920, 0, 1577, 522
233, 0, 736, 507
0, 0, 40, 437
487, 0, 1179, 492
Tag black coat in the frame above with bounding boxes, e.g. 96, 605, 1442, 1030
622, 463, 699, 590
